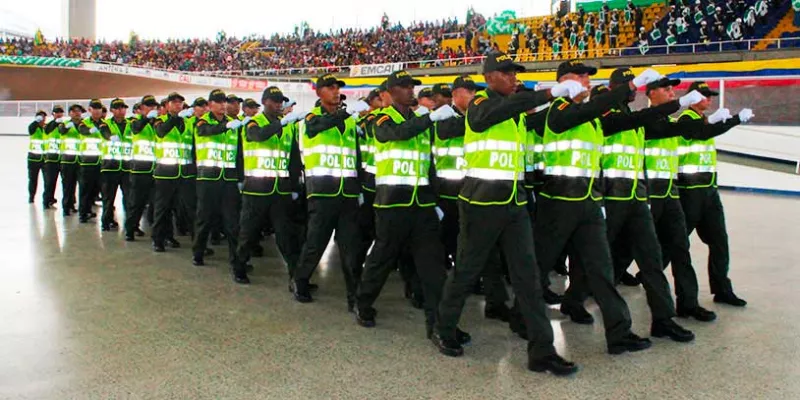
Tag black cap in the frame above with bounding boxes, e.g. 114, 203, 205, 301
192, 97, 208, 107
262, 86, 289, 103
133, 102, 141, 111
101, 106, 107, 113
110, 98, 129, 109
378, 80, 388, 92
52, 106, 64, 113
167, 92, 185, 102
418, 87, 433, 98
591, 84, 610, 97
387, 70, 422, 87
226, 94, 244, 103
35, 110, 47, 117
556, 60, 598, 80
410, 98, 419, 107
140, 95, 158, 107
482, 51, 526, 74
88, 99, 103, 109
453, 75, 483, 91
687, 81, 718, 97
243, 98, 260, 108
159, 99, 168, 107
366, 88, 381, 103
432, 83, 452, 97
646, 76, 681, 94
208, 90, 227, 103
609, 68, 635, 85
68, 103, 85, 112
316, 73, 346, 88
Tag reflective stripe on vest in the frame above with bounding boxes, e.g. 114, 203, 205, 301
195, 112, 238, 172
677, 109, 717, 188
433, 117, 466, 181
300, 107, 359, 188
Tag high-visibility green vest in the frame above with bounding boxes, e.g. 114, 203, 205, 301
358, 110, 379, 193
460, 90, 527, 206
644, 126, 679, 199
541, 97, 603, 201
677, 109, 716, 189
523, 127, 544, 189
195, 112, 238, 181
59, 121, 81, 164
44, 124, 61, 163
28, 124, 45, 162
242, 113, 294, 196
373, 105, 434, 208
79, 118, 103, 166
130, 115, 156, 174
433, 116, 466, 200
601, 111, 646, 201
299, 106, 359, 198
154, 114, 195, 179
101, 117, 127, 172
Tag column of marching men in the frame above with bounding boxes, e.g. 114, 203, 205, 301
26, 52, 757, 376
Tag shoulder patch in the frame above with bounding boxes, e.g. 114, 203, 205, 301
247, 122, 257, 128
376, 115, 390, 126
196, 120, 207, 127
473, 97, 487, 106
557, 102, 569, 111
305, 114, 315, 121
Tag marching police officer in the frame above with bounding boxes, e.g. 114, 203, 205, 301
42, 106, 64, 210
27, 110, 47, 205
98, 98, 130, 231
152, 92, 195, 252
76, 100, 105, 223
236, 87, 304, 285
192, 89, 244, 280
675, 81, 752, 307
291, 74, 363, 308
433, 53, 577, 375
58, 104, 84, 216
125, 95, 159, 241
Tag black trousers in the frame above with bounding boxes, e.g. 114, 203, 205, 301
437, 202, 554, 359
294, 197, 361, 299
78, 165, 101, 217
60, 163, 78, 211
192, 180, 240, 266
356, 190, 377, 270
585, 200, 676, 321
535, 197, 632, 344
42, 162, 60, 207
237, 194, 300, 273
28, 159, 43, 202
100, 171, 129, 227
679, 187, 734, 295
125, 174, 154, 236
614, 197, 701, 308
440, 197, 509, 307
358, 206, 447, 331
153, 178, 196, 245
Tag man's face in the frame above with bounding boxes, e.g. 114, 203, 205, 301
432, 94, 453, 109
648, 86, 675, 106
139, 104, 154, 116
209, 100, 225, 115
317, 85, 341, 108
194, 105, 208, 116
368, 97, 383, 110
390, 84, 416, 107
111, 108, 127, 120
562, 72, 591, 90
68, 109, 82, 120
695, 96, 712, 112
485, 70, 517, 96
53, 111, 64, 120
379, 91, 392, 108
226, 102, 241, 116
452, 88, 476, 111
243, 106, 259, 117
264, 99, 282, 115
418, 96, 436, 109
168, 99, 183, 114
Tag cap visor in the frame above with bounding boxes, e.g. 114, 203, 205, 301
335, 80, 347, 87
701, 89, 719, 96
498, 63, 526, 73
579, 66, 598, 76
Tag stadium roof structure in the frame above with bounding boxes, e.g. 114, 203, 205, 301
0, 10, 36, 39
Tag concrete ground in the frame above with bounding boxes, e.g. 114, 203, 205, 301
2, 137, 799, 399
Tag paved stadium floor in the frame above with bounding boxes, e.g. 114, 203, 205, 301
2, 136, 799, 399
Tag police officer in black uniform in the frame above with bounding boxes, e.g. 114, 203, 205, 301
42, 106, 64, 210
98, 98, 130, 231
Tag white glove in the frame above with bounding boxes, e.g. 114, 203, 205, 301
64, 122, 74, 129
146, 110, 158, 119
35, 115, 44, 123
415, 106, 430, 116
110, 135, 120, 142
429, 105, 458, 122
708, 108, 731, 124
81, 112, 91, 120
241, 116, 252, 126
679, 90, 706, 107
178, 109, 193, 118
226, 120, 242, 130
550, 80, 586, 99
632, 68, 661, 87
346, 100, 370, 115
237, 182, 244, 191
57, 117, 68, 123
358, 193, 364, 206
291, 192, 299, 200
738, 108, 754, 123
435, 206, 444, 221
281, 114, 294, 126
89, 127, 99, 134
